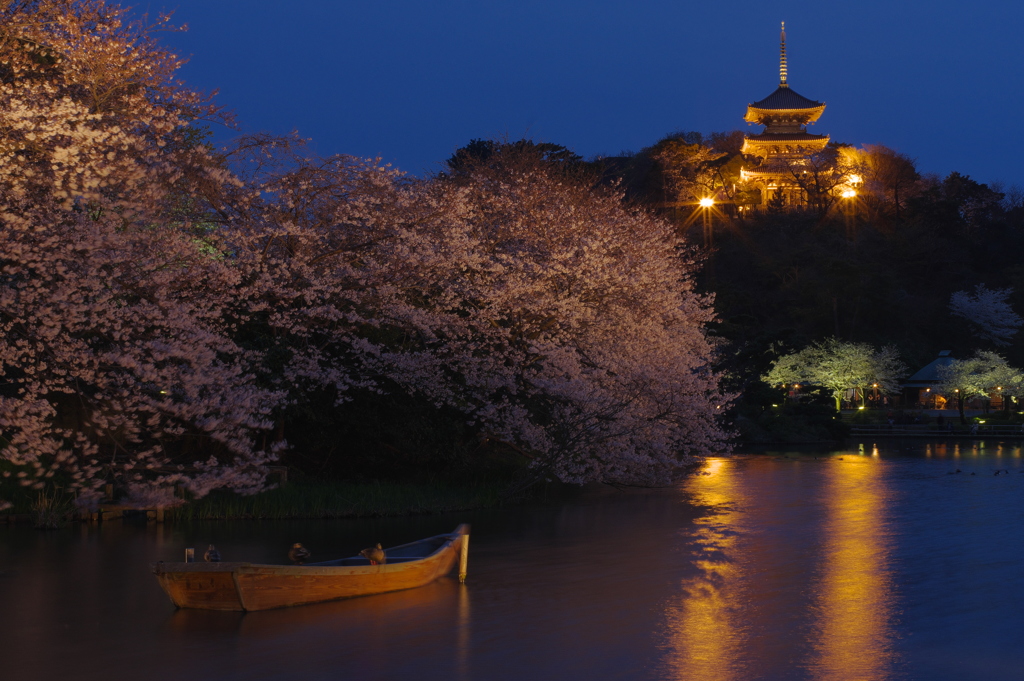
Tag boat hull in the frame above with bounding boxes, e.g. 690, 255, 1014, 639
152, 526, 467, 611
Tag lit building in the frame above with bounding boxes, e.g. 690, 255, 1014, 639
740, 23, 830, 209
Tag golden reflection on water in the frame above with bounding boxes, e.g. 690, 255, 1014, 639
807, 458, 896, 681
666, 457, 746, 681
667, 456, 900, 681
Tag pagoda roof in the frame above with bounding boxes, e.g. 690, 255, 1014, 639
741, 132, 830, 157
749, 85, 823, 111
745, 86, 826, 124
745, 132, 828, 143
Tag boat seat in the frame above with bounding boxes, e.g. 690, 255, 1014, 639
309, 556, 420, 566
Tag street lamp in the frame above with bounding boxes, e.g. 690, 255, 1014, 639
699, 197, 715, 248
841, 188, 857, 239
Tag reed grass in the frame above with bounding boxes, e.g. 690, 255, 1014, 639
32, 487, 76, 529
168, 479, 518, 522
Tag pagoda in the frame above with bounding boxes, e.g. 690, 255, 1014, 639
740, 23, 830, 208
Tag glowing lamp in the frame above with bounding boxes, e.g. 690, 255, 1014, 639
699, 197, 715, 208
841, 188, 857, 199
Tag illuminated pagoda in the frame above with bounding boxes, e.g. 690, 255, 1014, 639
740, 23, 829, 208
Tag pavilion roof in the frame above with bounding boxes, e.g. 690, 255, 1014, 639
902, 351, 956, 387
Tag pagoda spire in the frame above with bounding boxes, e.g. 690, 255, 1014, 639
779, 22, 788, 87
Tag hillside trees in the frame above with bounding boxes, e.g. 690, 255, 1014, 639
862, 145, 920, 220
787, 144, 867, 219
653, 138, 729, 204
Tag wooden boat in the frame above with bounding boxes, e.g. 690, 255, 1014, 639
151, 524, 470, 612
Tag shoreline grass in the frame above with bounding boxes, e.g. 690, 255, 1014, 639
166, 479, 524, 522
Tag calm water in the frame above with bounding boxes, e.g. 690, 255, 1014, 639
1, 441, 1023, 681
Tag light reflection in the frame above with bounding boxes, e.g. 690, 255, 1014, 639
457, 583, 471, 681
666, 457, 745, 680
668, 456, 901, 680
806, 458, 897, 680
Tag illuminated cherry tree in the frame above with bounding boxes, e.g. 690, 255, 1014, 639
219, 141, 729, 486
0, 0, 274, 509
935, 351, 1012, 424
764, 339, 906, 410
1, 1, 729, 512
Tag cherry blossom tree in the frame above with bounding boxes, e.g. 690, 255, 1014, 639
936, 351, 1014, 424
2, 1, 730, 513
948, 285, 1023, 347
215, 140, 729, 487
0, 0, 273, 510
763, 339, 906, 410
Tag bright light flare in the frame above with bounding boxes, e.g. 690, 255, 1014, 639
699, 197, 715, 208
841, 189, 857, 199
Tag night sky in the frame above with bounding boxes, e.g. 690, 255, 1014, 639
162, 0, 1023, 184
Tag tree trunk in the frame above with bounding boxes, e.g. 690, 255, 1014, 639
958, 395, 966, 425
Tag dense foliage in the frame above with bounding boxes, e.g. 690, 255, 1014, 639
0, 1, 727, 510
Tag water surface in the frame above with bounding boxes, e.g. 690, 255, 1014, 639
1, 441, 1022, 680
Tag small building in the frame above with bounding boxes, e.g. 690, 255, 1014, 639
901, 351, 956, 407
739, 24, 830, 209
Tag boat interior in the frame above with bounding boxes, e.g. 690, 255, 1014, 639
308, 534, 453, 567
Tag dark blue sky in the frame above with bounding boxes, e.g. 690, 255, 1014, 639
161, 0, 1023, 185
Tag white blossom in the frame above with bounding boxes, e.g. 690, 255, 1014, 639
949, 285, 1023, 347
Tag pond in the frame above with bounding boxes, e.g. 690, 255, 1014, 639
1, 441, 1022, 680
